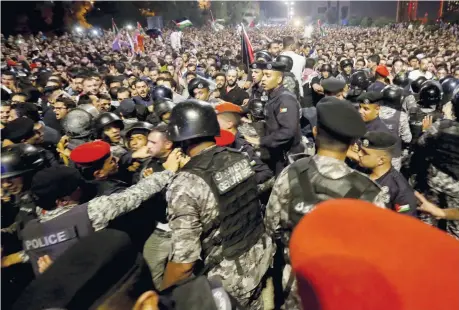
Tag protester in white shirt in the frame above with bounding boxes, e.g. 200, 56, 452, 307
408, 58, 433, 80
281, 36, 306, 97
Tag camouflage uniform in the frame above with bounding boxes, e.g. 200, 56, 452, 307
265, 155, 388, 309
110, 143, 128, 158
166, 171, 275, 309
416, 121, 459, 238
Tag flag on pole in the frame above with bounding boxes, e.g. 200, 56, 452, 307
112, 18, 119, 34
241, 23, 254, 72
174, 18, 193, 30
126, 31, 135, 53
112, 18, 121, 51
318, 19, 326, 37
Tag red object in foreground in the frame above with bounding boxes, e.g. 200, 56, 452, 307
215, 130, 235, 147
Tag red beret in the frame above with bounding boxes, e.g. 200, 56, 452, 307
376, 65, 390, 77
215, 129, 235, 147
290, 199, 459, 310
215, 102, 242, 114
6, 59, 17, 67
70, 141, 111, 165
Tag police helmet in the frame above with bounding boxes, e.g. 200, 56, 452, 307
248, 99, 265, 120
94, 112, 124, 134
441, 77, 459, 103
188, 78, 210, 98
123, 121, 155, 139
1, 144, 44, 179
167, 100, 220, 142
275, 55, 293, 72
320, 64, 333, 73
419, 81, 442, 108
451, 86, 459, 118
254, 51, 273, 63
62, 109, 94, 139
340, 59, 353, 69
151, 85, 173, 102
439, 75, 453, 84
382, 85, 403, 109
154, 98, 176, 118
393, 72, 411, 88
76, 103, 100, 119
411, 76, 427, 94
350, 71, 370, 91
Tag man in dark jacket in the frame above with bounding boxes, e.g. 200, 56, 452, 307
221, 68, 249, 106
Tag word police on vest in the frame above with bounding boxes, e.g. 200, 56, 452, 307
212, 159, 255, 194
24, 229, 75, 250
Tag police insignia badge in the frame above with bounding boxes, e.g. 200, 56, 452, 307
267, 63, 272, 69
198, 83, 203, 88
212, 159, 254, 194
261, 95, 268, 102
252, 64, 257, 69
363, 99, 370, 104
362, 139, 369, 147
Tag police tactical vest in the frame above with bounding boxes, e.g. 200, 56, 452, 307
182, 147, 264, 272
287, 157, 381, 231
381, 107, 402, 157
21, 203, 94, 275
431, 121, 459, 180
409, 107, 442, 144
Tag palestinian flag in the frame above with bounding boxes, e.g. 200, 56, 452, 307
241, 24, 254, 73
112, 18, 119, 34
318, 19, 326, 37
174, 18, 193, 30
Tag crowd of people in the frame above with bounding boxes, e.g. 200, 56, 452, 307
1, 21, 459, 310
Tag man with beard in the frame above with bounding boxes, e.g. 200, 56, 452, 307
81, 76, 100, 96
221, 68, 249, 106
268, 41, 281, 57
212, 72, 226, 99
1, 100, 11, 129
132, 79, 153, 109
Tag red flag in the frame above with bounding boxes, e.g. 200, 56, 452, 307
241, 24, 254, 72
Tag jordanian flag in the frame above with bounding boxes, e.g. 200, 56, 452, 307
174, 18, 193, 30
318, 19, 326, 37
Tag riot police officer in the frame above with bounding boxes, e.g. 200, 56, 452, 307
265, 98, 387, 309
244, 61, 304, 175
440, 77, 459, 118
188, 77, 211, 101
154, 98, 176, 125
336, 58, 354, 85
393, 72, 417, 112
248, 62, 268, 102
346, 70, 370, 104
276, 55, 300, 100
410, 76, 428, 100
381, 85, 412, 146
311, 64, 333, 105
163, 100, 273, 308
93, 112, 127, 158
254, 50, 273, 63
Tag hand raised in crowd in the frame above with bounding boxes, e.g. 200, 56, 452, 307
422, 115, 433, 132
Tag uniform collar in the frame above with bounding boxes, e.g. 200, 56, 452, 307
39, 205, 78, 222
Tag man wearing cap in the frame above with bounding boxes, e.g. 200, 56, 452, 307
220, 67, 249, 106
245, 61, 303, 175
20, 151, 182, 275
248, 62, 268, 103
265, 99, 386, 309
215, 102, 273, 185
368, 65, 390, 92
357, 92, 403, 170
358, 131, 417, 216
188, 77, 211, 101
319, 76, 348, 101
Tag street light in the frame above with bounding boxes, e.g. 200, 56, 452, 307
126, 24, 133, 30
75, 26, 83, 33
91, 29, 98, 35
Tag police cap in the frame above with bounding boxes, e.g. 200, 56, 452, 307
254, 50, 273, 62
3, 117, 35, 143
70, 141, 111, 166
360, 131, 397, 151
12, 230, 150, 310
317, 97, 366, 141
249, 62, 267, 70
263, 61, 287, 72
322, 77, 346, 93
188, 78, 210, 98
215, 102, 243, 114
31, 166, 83, 210
357, 92, 383, 105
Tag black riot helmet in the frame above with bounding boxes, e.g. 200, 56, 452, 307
441, 77, 459, 103
167, 100, 220, 142
1, 144, 44, 179
151, 85, 173, 102
123, 121, 155, 139
254, 50, 273, 63
411, 76, 427, 94
350, 70, 370, 90
76, 103, 100, 119
275, 55, 293, 72
154, 98, 176, 118
248, 99, 265, 120
393, 72, 411, 88
452, 86, 459, 118
340, 59, 353, 69
94, 112, 124, 135
439, 75, 453, 84
62, 109, 94, 139
382, 85, 403, 109
320, 64, 333, 73
419, 81, 442, 108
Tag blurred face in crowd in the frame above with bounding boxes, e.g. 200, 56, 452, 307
98, 154, 119, 178
193, 87, 210, 101
355, 60, 365, 70
320, 69, 330, 79
454, 69, 459, 79
261, 69, 283, 91
103, 124, 122, 143
150, 69, 159, 83
53, 100, 70, 120
11, 94, 27, 104
348, 49, 355, 58
427, 62, 435, 73
409, 58, 419, 69
419, 59, 429, 72
129, 133, 148, 151
251, 68, 263, 84
7, 108, 18, 122
56, 64, 65, 73
207, 65, 217, 78
94, 97, 111, 113
187, 64, 196, 73
135, 81, 149, 98
226, 70, 238, 87
167, 65, 175, 76
2, 176, 24, 196
165, 54, 173, 65
1, 105, 11, 124
83, 78, 99, 95
343, 64, 352, 75
268, 42, 280, 57
147, 131, 172, 158
393, 60, 403, 74
359, 103, 380, 123
72, 77, 84, 92
186, 74, 197, 84
236, 67, 245, 79
117, 90, 130, 101
437, 67, 447, 80
161, 80, 172, 90
175, 57, 184, 69
2, 73, 15, 89
189, 57, 197, 66
435, 57, 444, 65
215, 75, 226, 89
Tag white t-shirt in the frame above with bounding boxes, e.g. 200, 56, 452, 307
280, 51, 306, 97
408, 70, 433, 81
